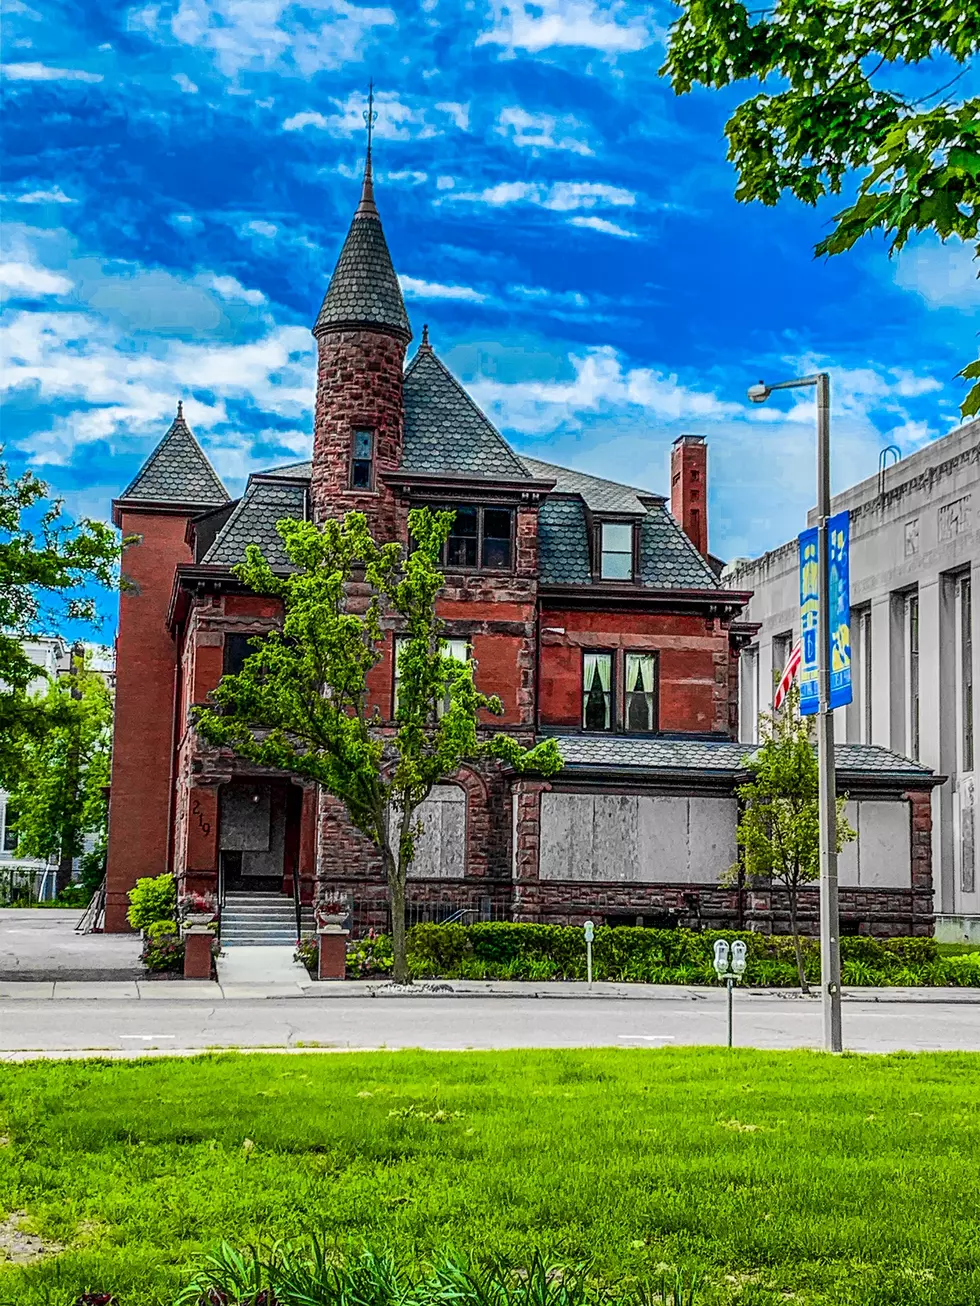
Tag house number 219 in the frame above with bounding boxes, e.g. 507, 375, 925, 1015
191, 798, 211, 836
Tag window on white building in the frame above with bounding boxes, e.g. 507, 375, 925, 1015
852, 605, 873, 744
740, 645, 760, 743
958, 574, 974, 774
2, 799, 18, 853
906, 591, 920, 760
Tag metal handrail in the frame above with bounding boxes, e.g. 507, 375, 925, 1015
877, 445, 901, 500
292, 867, 302, 942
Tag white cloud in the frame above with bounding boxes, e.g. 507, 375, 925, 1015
173, 72, 198, 93
285, 91, 467, 141
202, 273, 266, 306
450, 179, 634, 212
469, 345, 740, 435
243, 219, 278, 239
509, 284, 588, 308
135, 0, 396, 79
1, 61, 102, 82
283, 110, 330, 132
0, 261, 72, 297
496, 106, 592, 156
11, 186, 76, 204
383, 169, 428, 186
893, 240, 979, 311
399, 275, 488, 303
568, 215, 636, 238
479, 0, 650, 53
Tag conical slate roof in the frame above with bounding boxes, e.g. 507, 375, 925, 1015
313, 160, 411, 341
120, 403, 230, 507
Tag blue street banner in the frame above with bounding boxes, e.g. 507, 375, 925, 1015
828, 510, 852, 709
798, 528, 820, 715
797, 513, 852, 716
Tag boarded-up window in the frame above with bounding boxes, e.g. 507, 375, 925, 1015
539, 792, 736, 884
393, 785, 466, 879
837, 800, 911, 889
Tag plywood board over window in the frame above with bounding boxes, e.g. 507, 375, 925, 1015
391, 784, 466, 879
539, 792, 737, 883
837, 800, 911, 889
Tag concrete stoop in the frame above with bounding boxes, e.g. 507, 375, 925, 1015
215, 945, 309, 988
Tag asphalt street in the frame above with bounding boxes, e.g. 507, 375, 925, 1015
1, 991, 979, 1058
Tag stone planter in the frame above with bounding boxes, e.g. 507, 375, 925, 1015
317, 925, 350, 981
185, 912, 214, 928
183, 924, 213, 980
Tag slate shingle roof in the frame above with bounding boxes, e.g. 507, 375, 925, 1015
546, 734, 937, 781
638, 505, 719, 589
537, 497, 592, 584
402, 347, 534, 481
314, 167, 411, 341
203, 478, 308, 568
121, 406, 230, 507
521, 457, 651, 515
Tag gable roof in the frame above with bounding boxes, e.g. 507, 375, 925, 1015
313, 164, 411, 342
120, 405, 230, 508
402, 345, 533, 482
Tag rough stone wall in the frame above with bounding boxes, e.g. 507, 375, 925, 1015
311, 327, 407, 537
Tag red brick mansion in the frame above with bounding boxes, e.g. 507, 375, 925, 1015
104, 154, 941, 938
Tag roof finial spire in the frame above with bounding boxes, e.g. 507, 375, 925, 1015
176, 400, 184, 420
421, 323, 430, 350
355, 80, 379, 217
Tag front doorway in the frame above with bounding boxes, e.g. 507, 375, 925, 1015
218, 781, 302, 895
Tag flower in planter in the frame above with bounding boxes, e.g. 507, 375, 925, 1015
180, 891, 218, 921
315, 898, 348, 928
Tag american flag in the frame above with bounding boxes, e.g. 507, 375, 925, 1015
773, 640, 802, 711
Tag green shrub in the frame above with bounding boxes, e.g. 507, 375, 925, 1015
140, 920, 183, 974
334, 922, 969, 987
127, 872, 176, 931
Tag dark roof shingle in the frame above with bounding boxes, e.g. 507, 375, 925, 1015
121, 407, 229, 507
402, 347, 533, 481
203, 479, 307, 568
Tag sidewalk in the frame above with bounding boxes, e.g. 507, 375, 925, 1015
1, 977, 979, 1003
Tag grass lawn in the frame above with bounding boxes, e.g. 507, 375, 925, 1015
1, 1049, 978, 1305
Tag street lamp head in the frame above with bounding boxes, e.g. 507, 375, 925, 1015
747, 381, 771, 404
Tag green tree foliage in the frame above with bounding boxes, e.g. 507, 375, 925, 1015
6, 650, 114, 895
662, 1, 980, 415
194, 508, 562, 983
127, 872, 177, 931
0, 455, 119, 780
727, 690, 855, 992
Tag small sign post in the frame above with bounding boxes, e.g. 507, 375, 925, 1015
713, 939, 747, 1047
584, 920, 595, 988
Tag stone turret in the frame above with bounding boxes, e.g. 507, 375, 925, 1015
310, 118, 412, 538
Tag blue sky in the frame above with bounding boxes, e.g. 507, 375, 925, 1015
2, 0, 977, 613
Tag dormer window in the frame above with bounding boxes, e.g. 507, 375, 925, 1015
351, 428, 374, 489
424, 504, 514, 571
599, 522, 633, 580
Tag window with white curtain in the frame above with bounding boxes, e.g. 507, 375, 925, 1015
393, 635, 469, 719
625, 652, 657, 732
583, 651, 613, 730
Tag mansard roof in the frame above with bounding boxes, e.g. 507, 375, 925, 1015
202, 476, 308, 569
313, 161, 411, 342
120, 404, 230, 508
402, 344, 533, 482
521, 457, 652, 515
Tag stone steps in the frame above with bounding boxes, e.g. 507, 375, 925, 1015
221, 892, 314, 948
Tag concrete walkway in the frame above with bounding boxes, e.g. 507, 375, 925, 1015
0, 908, 142, 981
215, 945, 310, 991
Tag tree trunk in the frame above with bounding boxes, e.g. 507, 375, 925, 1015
386, 849, 410, 985
787, 886, 809, 995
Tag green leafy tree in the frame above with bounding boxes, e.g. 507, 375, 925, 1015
7, 649, 114, 896
194, 508, 562, 984
727, 689, 855, 992
0, 455, 119, 781
662, 2, 980, 415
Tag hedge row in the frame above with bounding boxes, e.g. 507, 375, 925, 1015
341, 923, 980, 987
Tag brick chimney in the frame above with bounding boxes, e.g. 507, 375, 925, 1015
670, 434, 708, 556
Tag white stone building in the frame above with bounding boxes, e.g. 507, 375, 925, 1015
726, 418, 979, 940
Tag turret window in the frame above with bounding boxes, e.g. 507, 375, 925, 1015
351, 428, 374, 488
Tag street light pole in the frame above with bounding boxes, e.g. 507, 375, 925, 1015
748, 371, 842, 1052
814, 373, 843, 1052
